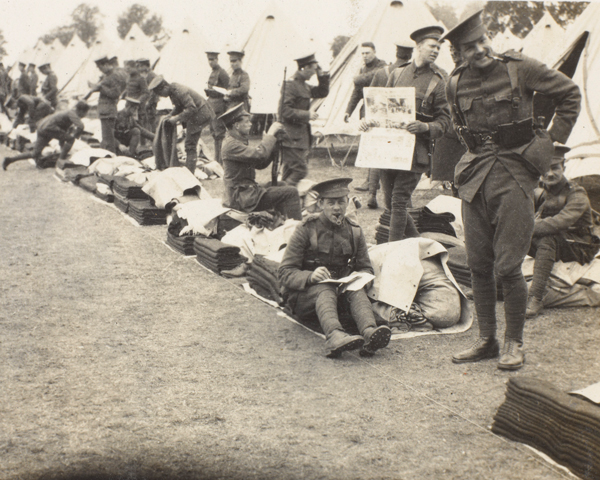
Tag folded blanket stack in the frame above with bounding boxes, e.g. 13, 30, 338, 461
112, 177, 150, 200
127, 199, 167, 225
77, 175, 98, 193
376, 207, 456, 244
492, 377, 600, 479
193, 237, 246, 273
166, 230, 197, 256
113, 194, 129, 214
77, 175, 114, 203
246, 255, 283, 304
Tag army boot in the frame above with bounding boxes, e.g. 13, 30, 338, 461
498, 339, 525, 371
367, 192, 378, 209
2, 156, 15, 170
360, 325, 392, 357
325, 329, 364, 358
525, 297, 544, 318
452, 336, 500, 364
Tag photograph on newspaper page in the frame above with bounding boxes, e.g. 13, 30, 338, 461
355, 87, 416, 171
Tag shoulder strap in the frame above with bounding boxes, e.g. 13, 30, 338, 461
506, 60, 521, 122
421, 74, 441, 110
446, 72, 466, 127
308, 221, 318, 252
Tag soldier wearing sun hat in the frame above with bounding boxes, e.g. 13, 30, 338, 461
219, 103, 302, 220
442, 8, 581, 370
277, 53, 330, 187
278, 177, 392, 358
205, 51, 231, 164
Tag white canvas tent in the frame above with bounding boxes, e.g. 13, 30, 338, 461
311, 0, 453, 137
522, 11, 565, 63
54, 34, 89, 91
241, 3, 318, 114
491, 29, 523, 53
60, 31, 120, 98
118, 23, 160, 65
153, 18, 212, 100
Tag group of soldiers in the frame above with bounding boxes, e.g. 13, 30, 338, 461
1, 10, 596, 368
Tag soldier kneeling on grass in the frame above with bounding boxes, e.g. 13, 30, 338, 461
278, 177, 392, 358
526, 143, 600, 318
3, 101, 90, 171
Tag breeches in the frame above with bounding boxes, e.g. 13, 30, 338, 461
100, 118, 117, 153
380, 169, 422, 241
281, 147, 308, 187
255, 186, 302, 220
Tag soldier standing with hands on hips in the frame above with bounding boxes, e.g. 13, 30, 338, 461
443, 9, 581, 370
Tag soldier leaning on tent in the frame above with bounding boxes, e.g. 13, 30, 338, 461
278, 177, 392, 358
526, 144, 599, 318
442, 9, 581, 371
39, 62, 59, 108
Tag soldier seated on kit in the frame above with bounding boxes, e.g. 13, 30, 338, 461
2, 101, 90, 170
278, 178, 392, 358
526, 144, 600, 318
114, 97, 155, 158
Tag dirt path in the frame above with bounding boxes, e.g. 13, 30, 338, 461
1, 152, 598, 479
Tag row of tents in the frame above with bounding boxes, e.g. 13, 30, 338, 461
5, 0, 599, 173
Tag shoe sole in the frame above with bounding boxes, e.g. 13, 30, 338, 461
497, 355, 525, 371
452, 349, 500, 364
327, 338, 364, 358
362, 328, 392, 354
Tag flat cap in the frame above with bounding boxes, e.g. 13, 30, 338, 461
312, 177, 353, 198
295, 53, 318, 69
410, 26, 444, 44
218, 103, 251, 126
441, 8, 487, 46
148, 75, 167, 90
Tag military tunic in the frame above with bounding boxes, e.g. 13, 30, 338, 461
125, 71, 148, 101
205, 65, 230, 118
221, 129, 301, 219
345, 57, 388, 118
168, 83, 214, 134
29, 71, 38, 96
447, 52, 581, 341
225, 69, 250, 111
278, 71, 330, 185
278, 213, 375, 331
41, 71, 59, 107
12, 95, 53, 130
17, 72, 31, 97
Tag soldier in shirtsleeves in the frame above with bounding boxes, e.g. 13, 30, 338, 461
279, 178, 392, 358
442, 9, 581, 370
526, 144, 599, 318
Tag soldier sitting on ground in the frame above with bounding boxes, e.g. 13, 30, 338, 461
526, 144, 600, 317
2, 101, 89, 170
278, 178, 392, 358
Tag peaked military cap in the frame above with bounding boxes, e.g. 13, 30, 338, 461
148, 75, 167, 90
94, 55, 111, 65
136, 58, 151, 66
295, 53, 318, 69
395, 42, 414, 58
205, 51, 220, 58
312, 177, 353, 199
227, 50, 245, 59
410, 26, 445, 44
551, 143, 571, 164
219, 103, 251, 126
441, 8, 487, 46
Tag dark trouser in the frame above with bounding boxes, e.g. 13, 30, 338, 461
380, 169, 422, 241
5, 130, 74, 167
367, 168, 380, 194
100, 117, 117, 153
209, 117, 226, 164
462, 161, 536, 342
291, 283, 377, 337
184, 129, 203, 174
281, 147, 308, 187
255, 186, 302, 220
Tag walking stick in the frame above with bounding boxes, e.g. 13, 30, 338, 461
272, 67, 286, 187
